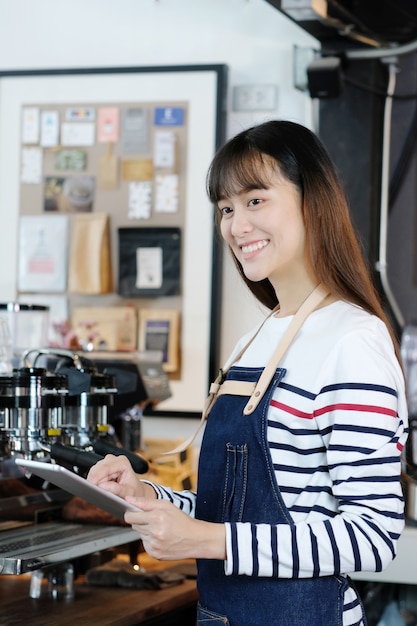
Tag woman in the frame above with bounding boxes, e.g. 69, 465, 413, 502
88, 120, 408, 626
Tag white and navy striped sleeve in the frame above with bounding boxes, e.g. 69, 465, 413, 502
224, 321, 408, 579
140, 480, 196, 517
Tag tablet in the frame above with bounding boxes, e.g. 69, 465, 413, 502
15, 458, 141, 521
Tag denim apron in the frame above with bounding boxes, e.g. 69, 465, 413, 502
192, 285, 364, 626
195, 363, 352, 626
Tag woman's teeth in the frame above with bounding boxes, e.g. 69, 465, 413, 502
241, 240, 268, 254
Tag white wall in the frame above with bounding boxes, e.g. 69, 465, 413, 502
0, 0, 318, 443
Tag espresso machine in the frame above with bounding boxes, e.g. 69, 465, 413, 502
0, 343, 171, 595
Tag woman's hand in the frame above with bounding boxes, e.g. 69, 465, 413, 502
88, 454, 227, 561
124, 496, 226, 561
87, 454, 155, 500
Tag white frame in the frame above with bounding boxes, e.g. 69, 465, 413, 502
0, 65, 227, 416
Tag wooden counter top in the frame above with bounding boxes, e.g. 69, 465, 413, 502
0, 556, 198, 626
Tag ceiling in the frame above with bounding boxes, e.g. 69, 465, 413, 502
266, 1, 417, 50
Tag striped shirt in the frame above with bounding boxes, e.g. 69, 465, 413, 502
148, 301, 408, 626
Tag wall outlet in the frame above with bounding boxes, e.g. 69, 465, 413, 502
232, 85, 278, 112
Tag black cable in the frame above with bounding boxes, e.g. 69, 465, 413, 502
343, 68, 417, 208
343, 73, 417, 99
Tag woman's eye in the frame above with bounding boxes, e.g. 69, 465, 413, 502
219, 206, 233, 217
248, 198, 262, 207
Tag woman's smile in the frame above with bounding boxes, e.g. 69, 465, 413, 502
240, 239, 269, 257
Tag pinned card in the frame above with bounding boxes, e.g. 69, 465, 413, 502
22, 107, 40, 144
41, 111, 59, 147
122, 108, 150, 154
154, 107, 185, 126
21, 147, 43, 184
98, 107, 119, 143
61, 123, 95, 147
65, 107, 96, 122
155, 174, 179, 213
55, 149, 87, 171
128, 181, 152, 220
154, 130, 176, 169
44, 176, 95, 213
121, 159, 153, 181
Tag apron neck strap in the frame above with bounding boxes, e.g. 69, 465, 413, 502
162, 284, 329, 456
243, 283, 329, 415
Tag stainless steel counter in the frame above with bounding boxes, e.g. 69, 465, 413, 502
0, 521, 140, 575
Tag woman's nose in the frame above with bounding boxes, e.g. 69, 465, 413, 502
230, 209, 252, 237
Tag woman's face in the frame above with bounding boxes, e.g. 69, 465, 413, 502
217, 164, 307, 290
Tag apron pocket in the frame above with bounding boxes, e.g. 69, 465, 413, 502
222, 442, 248, 522
197, 603, 229, 624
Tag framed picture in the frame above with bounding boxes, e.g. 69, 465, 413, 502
0, 64, 227, 417
138, 309, 180, 373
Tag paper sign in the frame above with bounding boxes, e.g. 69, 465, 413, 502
154, 107, 184, 126
22, 107, 40, 144
155, 174, 179, 213
128, 181, 152, 220
122, 108, 149, 154
154, 131, 176, 169
61, 123, 95, 147
21, 147, 43, 184
65, 107, 96, 122
41, 111, 59, 147
98, 107, 119, 143
136, 247, 163, 289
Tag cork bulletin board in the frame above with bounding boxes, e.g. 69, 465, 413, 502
0, 65, 228, 416
19, 100, 189, 230
18, 99, 189, 301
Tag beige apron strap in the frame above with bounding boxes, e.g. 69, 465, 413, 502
243, 284, 329, 415
161, 369, 227, 456
160, 306, 281, 455
217, 379, 256, 398
161, 284, 329, 456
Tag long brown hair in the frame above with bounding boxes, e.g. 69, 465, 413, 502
206, 120, 401, 360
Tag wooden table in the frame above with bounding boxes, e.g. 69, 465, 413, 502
0, 557, 198, 626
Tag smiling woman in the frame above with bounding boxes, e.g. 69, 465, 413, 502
88, 119, 408, 626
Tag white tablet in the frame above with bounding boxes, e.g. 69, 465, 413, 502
15, 458, 140, 521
